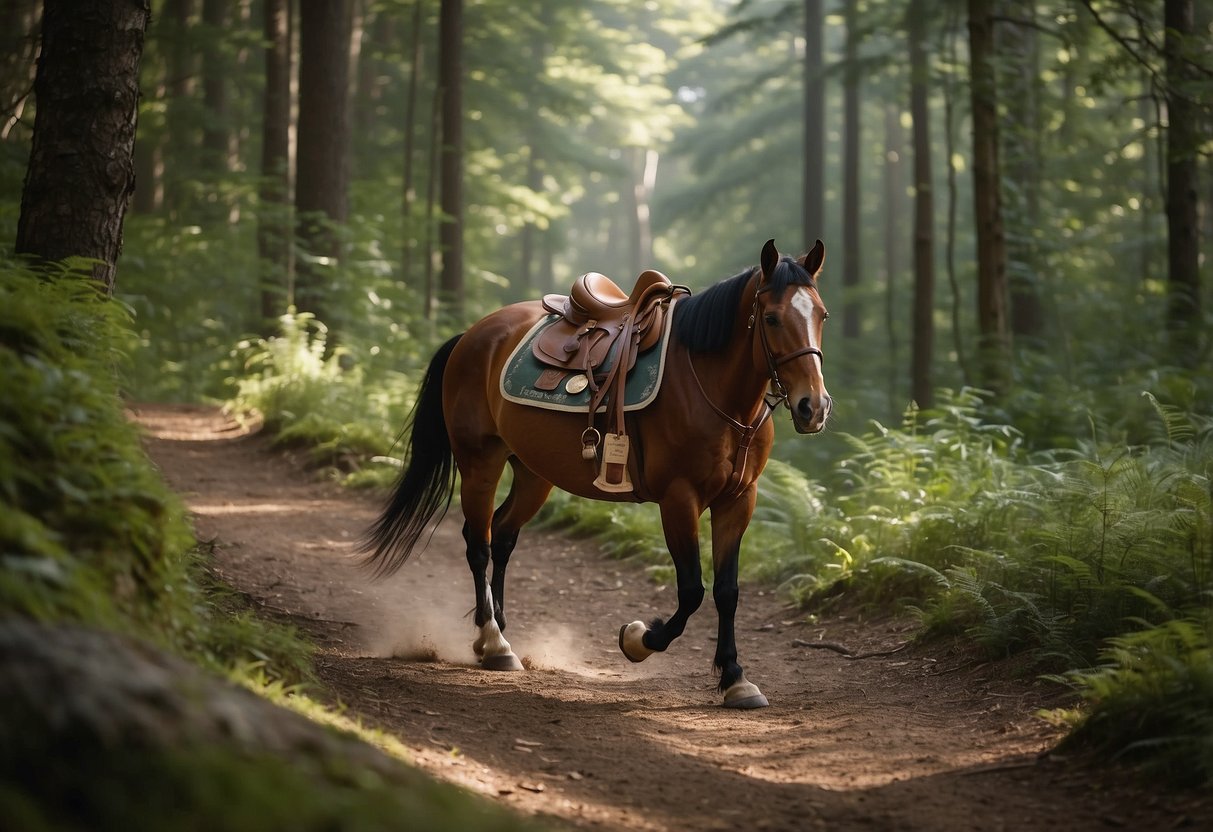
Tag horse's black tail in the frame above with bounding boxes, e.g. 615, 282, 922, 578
361, 333, 463, 577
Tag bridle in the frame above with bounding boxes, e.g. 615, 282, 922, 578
685, 273, 825, 498
748, 282, 824, 411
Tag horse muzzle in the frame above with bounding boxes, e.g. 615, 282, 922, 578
791, 393, 831, 434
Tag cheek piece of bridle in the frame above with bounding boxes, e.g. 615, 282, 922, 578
685, 282, 824, 498
749, 284, 825, 412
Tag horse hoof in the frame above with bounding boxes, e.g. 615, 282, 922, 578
481, 652, 524, 671
722, 676, 769, 709
618, 620, 654, 663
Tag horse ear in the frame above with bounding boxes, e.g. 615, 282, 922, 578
760, 239, 779, 278
799, 239, 826, 279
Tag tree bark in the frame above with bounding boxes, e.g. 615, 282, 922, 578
437, 0, 463, 315
15, 0, 151, 294
295, 0, 352, 322
258, 0, 292, 330
968, 0, 1010, 394
802, 0, 824, 242
401, 0, 424, 285
883, 104, 904, 414
162, 0, 196, 217
200, 0, 229, 171
519, 143, 541, 297
1000, 3, 1044, 342
132, 12, 165, 214
423, 82, 441, 320
907, 0, 935, 409
841, 0, 861, 339
1164, 0, 1201, 362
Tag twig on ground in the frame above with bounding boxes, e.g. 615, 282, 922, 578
791, 638, 911, 659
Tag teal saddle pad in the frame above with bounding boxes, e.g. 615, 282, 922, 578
498, 314, 674, 413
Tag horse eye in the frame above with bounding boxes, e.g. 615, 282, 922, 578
763, 313, 779, 326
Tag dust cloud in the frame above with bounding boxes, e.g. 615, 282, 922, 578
352, 561, 646, 679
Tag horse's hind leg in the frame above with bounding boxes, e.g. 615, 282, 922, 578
457, 443, 523, 670
487, 457, 553, 634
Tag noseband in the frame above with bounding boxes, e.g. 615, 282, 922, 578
748, 284, 824, 410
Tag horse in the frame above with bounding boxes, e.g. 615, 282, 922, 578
363, 238, 831, 708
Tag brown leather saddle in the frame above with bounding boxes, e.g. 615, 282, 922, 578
532, 269, 686, 493
534, 269, 673, 372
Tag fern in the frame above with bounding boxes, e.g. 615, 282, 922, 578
1049, 616, 1213, 785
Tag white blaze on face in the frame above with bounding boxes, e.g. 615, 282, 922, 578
790, 288, 823, 371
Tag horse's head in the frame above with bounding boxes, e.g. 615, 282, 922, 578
753, 239, 831, 434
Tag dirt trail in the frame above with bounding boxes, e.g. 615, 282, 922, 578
136, 404, 1209, 831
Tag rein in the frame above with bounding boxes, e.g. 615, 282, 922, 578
684, 276, 824, 499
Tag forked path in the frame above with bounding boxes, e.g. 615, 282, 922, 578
137, 404, 1208, 831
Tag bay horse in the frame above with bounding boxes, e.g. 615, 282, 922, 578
363, 239, 831, 708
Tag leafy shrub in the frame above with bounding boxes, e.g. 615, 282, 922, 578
1046, 616, 1213, 786
0, 259, 307, 678
227, 311, 416, 482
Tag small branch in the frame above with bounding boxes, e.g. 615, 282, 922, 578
1077, 0, 1161, 85
792, 638, 911, 659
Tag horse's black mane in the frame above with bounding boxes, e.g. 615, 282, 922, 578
672, 256, 816, 352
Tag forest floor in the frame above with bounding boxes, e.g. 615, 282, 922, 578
135, 403, 1211, 832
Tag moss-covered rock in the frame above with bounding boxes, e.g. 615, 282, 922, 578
0, 620, 542, 832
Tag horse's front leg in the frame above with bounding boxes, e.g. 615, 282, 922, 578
618, 495, 704, 662
710, 486, 768, 709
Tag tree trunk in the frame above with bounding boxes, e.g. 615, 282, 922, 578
258, 0, 292, 331
437, 0, 463, 315
883, 103, 904, 414
15, 0, 151, 294
160, 0, 196, 218
907, 0, 935, 409
1000, 3, 1043, 342
802, 0, 824, 242
944, 2, 968, 386
1164, 0, 1201, 362
201, 0, 229, 171
354, 4, 393, 140
519, 143, 541, 297
295, 0, 352, 322
423, 83, 441, 320
841, 0, 860, 339
629, 147, 658, 276
968, 0, 1010, 394
132, 13, 165, 215
401, 0, 424, 285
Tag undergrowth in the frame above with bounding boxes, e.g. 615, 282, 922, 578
227, 311, 417, 484
0, 259, 308, 679
1, 260, 538, 830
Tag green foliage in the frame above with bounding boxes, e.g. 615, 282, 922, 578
794, 391, 1213, 667
227, 311, 416, 480
1046, 615, 1213, 786
120, 216, 262, 401
0, 259, 309, 681
1, 259, 186, 626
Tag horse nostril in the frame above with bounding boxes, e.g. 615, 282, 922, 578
796, 398, 814, 421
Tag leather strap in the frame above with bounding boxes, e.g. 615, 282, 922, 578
685, 348, 773, 500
